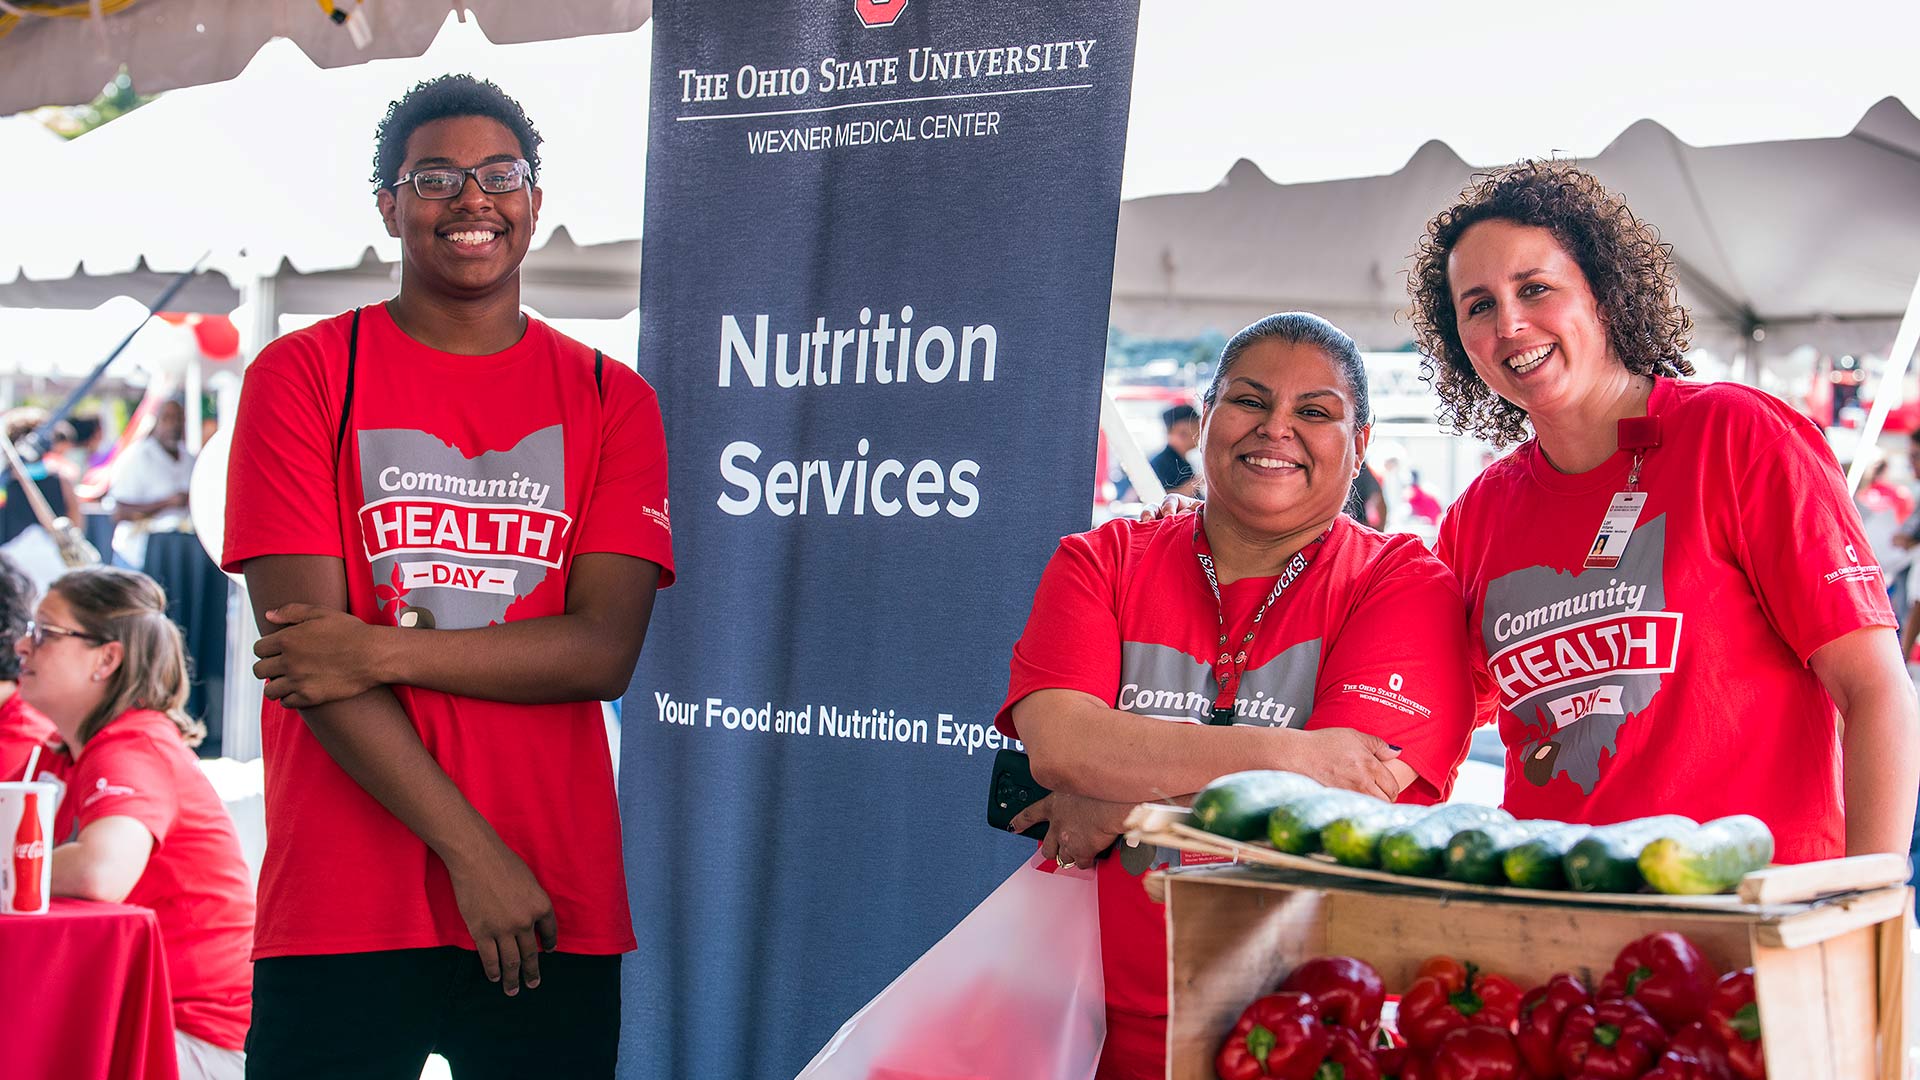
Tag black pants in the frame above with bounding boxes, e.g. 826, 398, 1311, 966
245, 947, 619, 1079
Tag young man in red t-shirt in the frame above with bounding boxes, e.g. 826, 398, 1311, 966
221, 76, 673, 1077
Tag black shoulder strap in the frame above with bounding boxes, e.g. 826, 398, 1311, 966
595, 349, 604, 399
334, 307, 361, 461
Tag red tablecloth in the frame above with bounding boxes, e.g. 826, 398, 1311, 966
0, 898, 178, 1080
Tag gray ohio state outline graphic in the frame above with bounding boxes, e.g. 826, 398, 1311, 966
356, 425, 568, 630
1482, 514, 1670, 793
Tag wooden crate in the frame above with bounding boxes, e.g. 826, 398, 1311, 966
1162, 864, 1910, 1080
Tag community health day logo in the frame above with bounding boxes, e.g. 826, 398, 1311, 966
356, 425, 571, 631
1481, 515, 1681, 794
853, 0, 909, 28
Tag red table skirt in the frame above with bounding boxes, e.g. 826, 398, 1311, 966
0, 898, 179, 1080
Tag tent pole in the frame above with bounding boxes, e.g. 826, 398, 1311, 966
1846, 267, 1920, 494
1099, 387, 1166, 515
222, 266, 278, 763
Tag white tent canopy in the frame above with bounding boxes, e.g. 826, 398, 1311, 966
0, 15, 653, 290
1112, 98, 1920, 360
1121, 0, 1920, 198
0, 0, 649, 115
2, 2, 1916, 363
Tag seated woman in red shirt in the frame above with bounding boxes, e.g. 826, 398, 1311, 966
0, 555, 56, 781
34, 567, 254, 1080
997, 312, 1477, 1080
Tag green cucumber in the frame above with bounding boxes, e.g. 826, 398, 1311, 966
1378, 804, 1512, 877
1444, 819, 1566, 885
1268, 790, 1383, 855
1639, 816, 1775, 895
1323, 804, 1425, 868
1190, 771, 1323, 841
1563, 815, 1697, 893
1501, 824, 1592, 890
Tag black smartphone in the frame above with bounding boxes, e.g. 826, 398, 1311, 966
986, 748, 1050, 839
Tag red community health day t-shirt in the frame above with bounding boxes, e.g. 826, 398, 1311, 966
1437, 378, 1893, 863
54, 710, 255, 1050
222, 304, 674, 959
996, 511, 1475, 1026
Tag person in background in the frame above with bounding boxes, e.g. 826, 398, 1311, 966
1412, 161, 1917, 863
1149, 403, 1202, 497
1405, 469, 1442, 526
1342, 459, 1386, 527
0, 555, 54, 780
37, 567, 253, 1079
1001, 312, 1475, 1079
110, 399, 195, 569
0, 409, 84, 546
67, 413, 104, 471
1862, 455, 1914, 524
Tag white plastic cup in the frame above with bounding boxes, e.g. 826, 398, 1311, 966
0, 781, 56, 915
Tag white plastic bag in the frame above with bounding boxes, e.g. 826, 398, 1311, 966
797, 854, 1106, 1080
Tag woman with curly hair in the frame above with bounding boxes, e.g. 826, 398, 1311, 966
1414, 161, 1918, 862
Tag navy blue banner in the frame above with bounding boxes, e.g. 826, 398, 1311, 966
622, 3, 1140, 1076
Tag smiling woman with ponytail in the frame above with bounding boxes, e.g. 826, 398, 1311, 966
32, 567, 254, 1079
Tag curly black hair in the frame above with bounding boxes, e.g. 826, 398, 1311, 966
1407, 161, 1694, 447
0, 554, 33, 683
371, 74, 543, 191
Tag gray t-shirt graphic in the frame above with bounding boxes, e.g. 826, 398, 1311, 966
1481, 514, 1680, 793
355, 424, 570, 631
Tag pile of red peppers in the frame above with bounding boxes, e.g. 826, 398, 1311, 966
1216, 934, 1767, 1080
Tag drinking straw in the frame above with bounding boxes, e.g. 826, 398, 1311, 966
20, 744, 39, 782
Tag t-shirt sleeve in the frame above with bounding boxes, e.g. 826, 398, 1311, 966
994, 531, 1122, 739
69, 734, 180, 847
1309, 543, 1477, 802
1735, 417, 1897, 662
570, 365, 675, 588
221, 333, 346, 572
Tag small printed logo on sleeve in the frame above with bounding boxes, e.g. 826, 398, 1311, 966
1825, 546, 1882, 585
1338, 677, 1432, 719
643, 502, 672, 535
81, 777, 137, 808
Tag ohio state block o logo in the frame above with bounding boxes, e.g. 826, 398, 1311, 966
854, 0, 908, 27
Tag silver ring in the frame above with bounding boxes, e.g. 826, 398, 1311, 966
1058, 858, 1076, 870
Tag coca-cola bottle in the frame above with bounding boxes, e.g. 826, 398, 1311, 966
12, 790, 46, 914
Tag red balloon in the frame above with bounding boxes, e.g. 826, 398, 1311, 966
192, 315, 241, 360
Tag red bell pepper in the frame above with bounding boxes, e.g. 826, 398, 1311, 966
1556, 998, 1669, 1080
1425, 1026, 1527, 1080
1598, 932, 1715, 1033
1400, 962, 1525, 1052
1282, 956, 1388, 1036
1703, 970, 1765, 1080
1373, 1045, 1415, 1080
1216, 992, 1326, 1080
1641, 1022, 1733, 1080
1516, 973, 1591, 1078
1309, 1027, 1384, 1080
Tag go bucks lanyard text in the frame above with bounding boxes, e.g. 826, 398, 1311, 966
1194, 523, 1330, 725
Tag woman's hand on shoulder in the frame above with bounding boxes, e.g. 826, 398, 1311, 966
1138, 493, 1202, 522
1284, 728, 1404, 801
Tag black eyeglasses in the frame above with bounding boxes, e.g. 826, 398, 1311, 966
389, 159, 532, 200
22, 620, 104, 649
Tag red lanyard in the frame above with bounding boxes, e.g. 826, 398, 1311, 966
1193, 519, 1329, 725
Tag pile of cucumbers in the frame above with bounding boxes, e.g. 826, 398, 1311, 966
1189, 770, 1773, 896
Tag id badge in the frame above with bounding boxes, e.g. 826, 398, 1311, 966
1584, 492, 1647, 569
